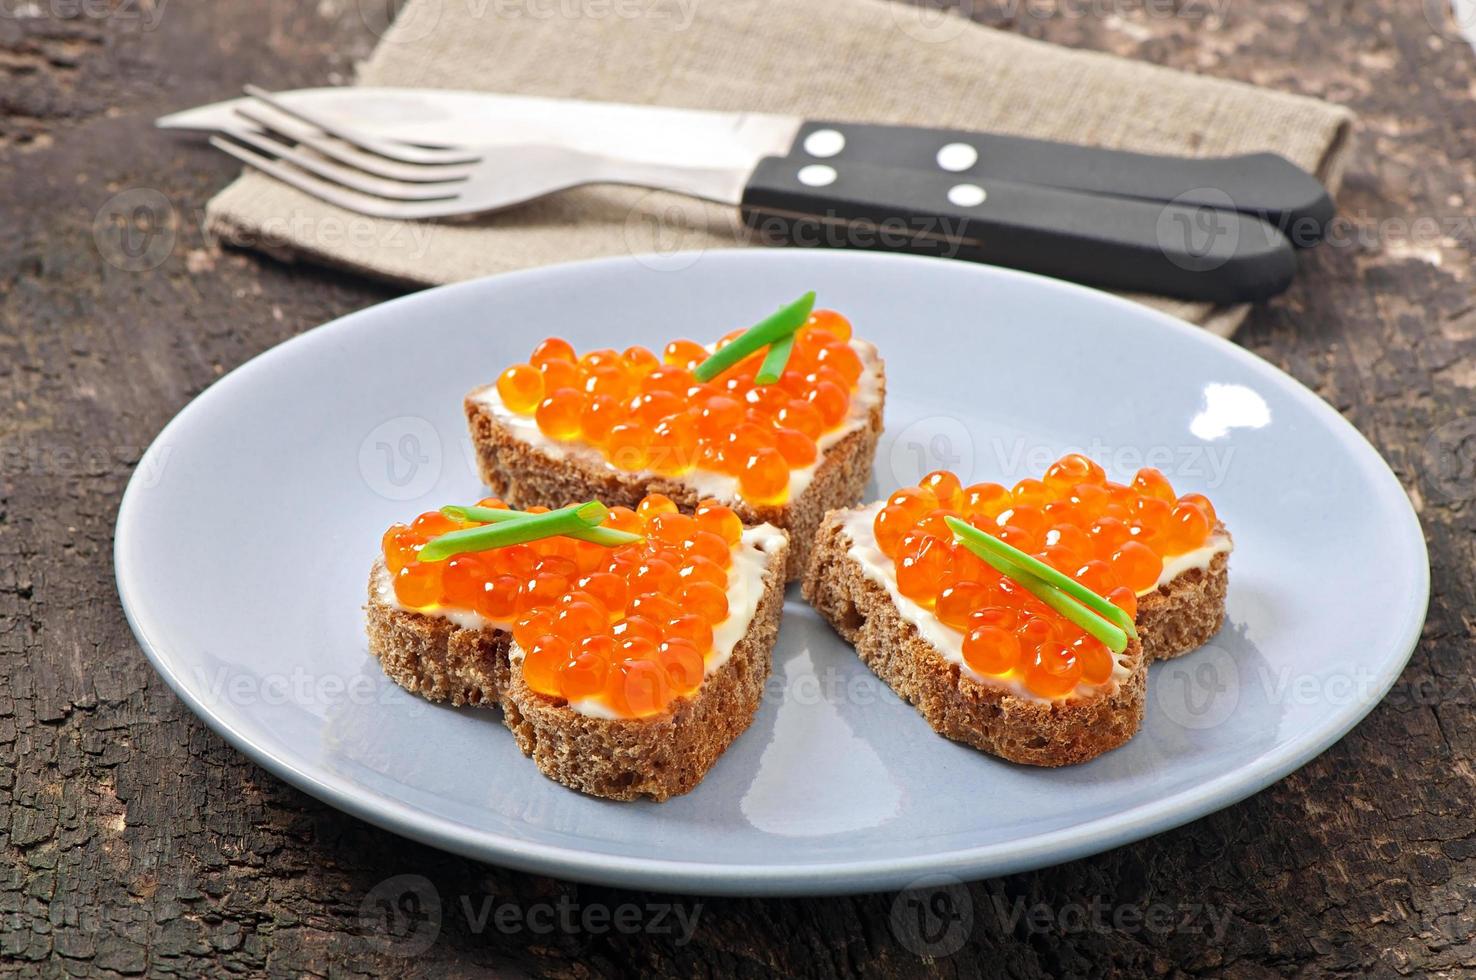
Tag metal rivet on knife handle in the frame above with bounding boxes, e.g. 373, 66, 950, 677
803, 129, 846, 158
948, 183, 987, 207
798, 164, 838, 187
937, 142, 978, 172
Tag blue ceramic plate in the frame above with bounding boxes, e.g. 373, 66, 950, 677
115, 250, 1428, 895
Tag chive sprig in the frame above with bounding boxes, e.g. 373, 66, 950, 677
420, 501, 614, 562
692, 291, 815, 383
755, 332, 795, 385
945, 517, 1132, 654
440, 504, 643, 548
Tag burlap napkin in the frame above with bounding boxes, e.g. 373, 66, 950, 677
206, 0, 1353, 337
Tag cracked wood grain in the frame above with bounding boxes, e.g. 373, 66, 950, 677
1, 0, 1473, 976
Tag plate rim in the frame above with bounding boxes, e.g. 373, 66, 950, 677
114, 248, 1430, 896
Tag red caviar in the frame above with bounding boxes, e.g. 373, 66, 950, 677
382, 495, 752, 719
492, 316, 867, 505
871, 457, 1221, 699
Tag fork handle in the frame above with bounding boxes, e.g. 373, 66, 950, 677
738, 156, 1296, 304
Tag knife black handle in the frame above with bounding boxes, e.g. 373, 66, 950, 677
740, 156, 1296, 304
790, 121, 1333, 247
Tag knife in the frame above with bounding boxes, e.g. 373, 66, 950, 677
160, 88, 1324, 302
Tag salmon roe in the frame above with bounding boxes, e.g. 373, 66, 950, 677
492, 315, 868, 506
381, 495, 750, 719
871, 458, 1221, 699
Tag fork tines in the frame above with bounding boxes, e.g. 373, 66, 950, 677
209, 86, 481, 219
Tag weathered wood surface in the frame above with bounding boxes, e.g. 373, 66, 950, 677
1, 1, 1472, 976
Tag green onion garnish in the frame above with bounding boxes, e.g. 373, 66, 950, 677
692, 291, 815, 382
1020, 572, 1128, 654
440, 504, 643, 548
945, 517, 1131, 654
754, 332, 795, 385
420, 501, 611, 562
945, 517, 1136, 638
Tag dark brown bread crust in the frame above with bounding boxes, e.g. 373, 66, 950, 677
462, 380, 883, 581
802, 517, 1146, 766
364, 537, 789, 801
501, 535, 788, 801
1135, 535, 1231, 662
366, 563, 511, 707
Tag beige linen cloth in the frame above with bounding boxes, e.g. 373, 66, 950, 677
206, 0, 1353, 337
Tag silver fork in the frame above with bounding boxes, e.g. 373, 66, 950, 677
209, 86, 745, 219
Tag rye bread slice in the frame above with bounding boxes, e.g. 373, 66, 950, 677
462, 372, 883, 582
366, 561, 511, 707
802, 516, 1147, 766
502, 533, 788, 801
803, 513, 1233, 766
364, 535, 789, 801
